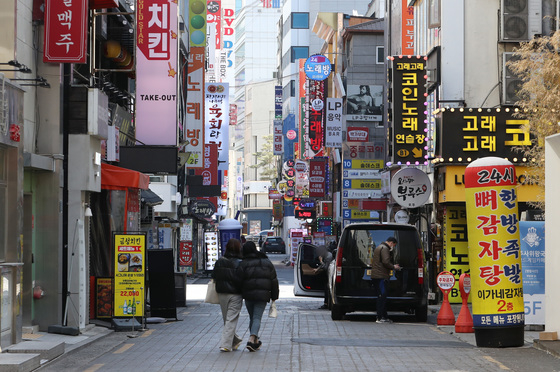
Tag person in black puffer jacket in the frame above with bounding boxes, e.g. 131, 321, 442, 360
237, 241, 279, 352
212, 238, 243, 352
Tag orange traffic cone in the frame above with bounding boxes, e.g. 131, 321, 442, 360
455, 274, 473, 333
455, 300, 474, 333
437, 291, 455, 325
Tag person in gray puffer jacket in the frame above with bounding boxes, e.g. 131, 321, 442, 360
212, 238, 243, 352
237, 241, 279, 352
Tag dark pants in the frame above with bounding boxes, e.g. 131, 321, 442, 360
372, 278, 388, 320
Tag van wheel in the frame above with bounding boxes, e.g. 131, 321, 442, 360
331, 304, 345, 320
415, 304, 428, 322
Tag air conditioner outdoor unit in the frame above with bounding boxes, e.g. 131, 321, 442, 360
500, 0, 542, 42
502, 52, 523, 105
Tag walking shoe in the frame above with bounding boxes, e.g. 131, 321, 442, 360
255, 340, 262, 350
319, 304, 328, 309
246, 342, 256, 352
376, 318, 393, 323
220, 347, 231, 352
233, 338, 243, 350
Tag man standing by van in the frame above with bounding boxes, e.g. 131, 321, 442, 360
371, 237, 401, 323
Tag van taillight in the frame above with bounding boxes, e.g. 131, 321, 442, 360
417, 248, 424, 285
335, 245, 343, 283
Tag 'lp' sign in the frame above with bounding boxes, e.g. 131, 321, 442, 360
465, 157, 524, 348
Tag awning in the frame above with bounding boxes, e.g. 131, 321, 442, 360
101, 163, 149, 190
141, 189, 164, 206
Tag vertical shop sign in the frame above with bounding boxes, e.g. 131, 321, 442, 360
325, 98, 343, 148
114, 233, 146, 317
205, 83, 230, 177
179, 241, 193, 267
402, 0, 414, 55
273, 119, 283, 155
275, 86, 283, 119
298, 59, 307, 159
44, 0, 88, 63
195, 143, 218, 185
519, 221, 545, 325
465, 157, 524, 347
391, 56, 427, 165
219, 7, 235, 83
136, 0, 178, 145
307, 80, 325, 158
309, 158, 326, 198
184, 48, 205, 167
443, 205, 470, 304
207, 1, 222, 50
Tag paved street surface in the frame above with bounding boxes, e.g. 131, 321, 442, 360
38, 255, 560, 372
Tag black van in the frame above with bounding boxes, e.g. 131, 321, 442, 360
329, 222, 428, 321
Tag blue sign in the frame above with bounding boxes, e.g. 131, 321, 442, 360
304, 54, 331, 81
520, 221, 545, 325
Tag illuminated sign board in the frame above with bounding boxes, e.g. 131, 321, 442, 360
391, 56, 427, 165
436, 108, 532, 160
298, 198, 315, 209
295, 209, 316, 219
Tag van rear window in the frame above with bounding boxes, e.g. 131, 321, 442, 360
341, 227, 422, 267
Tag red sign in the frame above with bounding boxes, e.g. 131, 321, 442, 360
347, 127, 369, 142
44, 0, 88, 63
207, 0, 222, 50
437, 271, 456, 292
307, 80, 325, 157
309, 158, 326, 198
295, 209, 316, 219
137, 0, 172, 60
195, 143, 219, 185
179, 241, 193, 266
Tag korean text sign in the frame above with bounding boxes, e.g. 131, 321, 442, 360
309, 158, 326, 198
114, 233, 146, 317
184, 47, 205, 167
391, 56, 427, 164
44, 0, 88, 63
306, 80, 325, 158
443, 205, 470, 304
205, 83, 230, 175
136, 0, 178, 145
465, 157, 524, 328
437, 109, 532, 160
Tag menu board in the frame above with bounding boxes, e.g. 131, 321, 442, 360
114, 233, 146, 317
205, 231, 219, 271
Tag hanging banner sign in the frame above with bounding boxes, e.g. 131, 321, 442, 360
114, 233, 146, 317
44, 0, 88, 63
183, 47, 205, 167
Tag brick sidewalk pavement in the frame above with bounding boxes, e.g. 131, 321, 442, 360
36, 281, 558, 372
